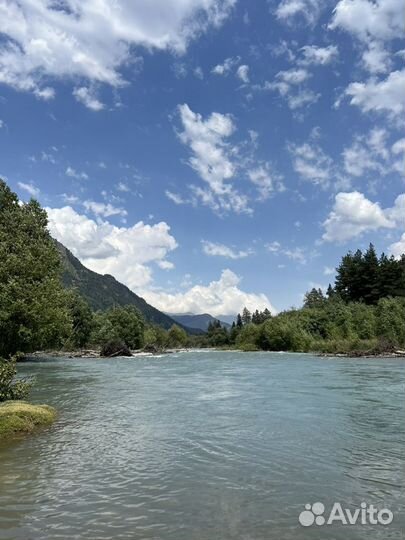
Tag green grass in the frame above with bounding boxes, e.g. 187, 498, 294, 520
0, 401, 56, 440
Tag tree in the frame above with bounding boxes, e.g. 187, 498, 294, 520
0, 180, 71, 356
236, 313, 243, 328
66, 292, 94, 348
303, 288, 326, 309
241, 307, 252, 325
91, 306, 144, 349
167, 324, 188, 348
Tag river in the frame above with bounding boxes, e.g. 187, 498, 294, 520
0, 351, 404, 539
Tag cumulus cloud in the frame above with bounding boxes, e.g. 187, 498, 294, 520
46, 206, 177, 290
0, 0, 235, 100
201, 240, 251, 259
345, 69, 405, 117
144, 269, 275, 316
17, 181, 40, 197
330, 0, 404, 42
177, 103, 250, 214
389, 234, 405, 259
322, 191, 404, 243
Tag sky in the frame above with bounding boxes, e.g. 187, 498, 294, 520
0, 0, 404, 317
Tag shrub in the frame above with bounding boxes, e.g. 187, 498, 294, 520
0, 356, 33, 403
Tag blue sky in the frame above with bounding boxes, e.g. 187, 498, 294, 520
0, 0, 404, 316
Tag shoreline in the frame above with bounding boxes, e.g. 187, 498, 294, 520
23, 348, 405, 360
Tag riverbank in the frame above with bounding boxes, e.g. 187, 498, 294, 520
24, 346, 405, 360
0, 401, 56, 440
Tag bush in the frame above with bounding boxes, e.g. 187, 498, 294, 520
0, 356, 33, 402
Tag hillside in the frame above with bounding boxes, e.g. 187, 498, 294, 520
168, 313, 231, 331
57, 242, 200, 333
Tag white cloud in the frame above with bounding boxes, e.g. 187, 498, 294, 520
275, 0, 324, 25
0, 119, 4, 128
266, 241, 308, 264
362, 41, 392, 74
211, 56, 240, 76
201, 240, 251, 259
145, 269, 275, 316
46, 206, 177, 290
288, 142, 334, 187
0, 0, 235, 98
330, 0, 404, 42
66, 166, 88, 180
17, 181, 39, 197
345, 69, 405, 117
300, 45, 338, 65
73, 87, 104, 111
264, 68, 320, 110
248, 164, 284, 200
165, 190, 188, 205
236, 64, 249, 83
177, 103, 251, 214
389, 234, 405, 259
83, 200, 128, 218
392, 138, 405, 175
116, 182, 130, 192
322, 191, 402, 243
342, 128, 389, 177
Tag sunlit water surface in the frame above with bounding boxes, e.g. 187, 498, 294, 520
0, 351, 404, 539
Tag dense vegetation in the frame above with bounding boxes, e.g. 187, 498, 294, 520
192, 245, 405, 353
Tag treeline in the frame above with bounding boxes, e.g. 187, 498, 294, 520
191, 245, 405, 353
0, 180, 188, 359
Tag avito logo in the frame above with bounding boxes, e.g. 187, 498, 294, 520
299, 502, 393, 527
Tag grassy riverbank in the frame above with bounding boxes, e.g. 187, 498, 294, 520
0, 401, 56, 440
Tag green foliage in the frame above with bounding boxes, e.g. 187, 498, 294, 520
334, 244, 405, 304
91, 306, 145, 349
258, 317, 311, 352
65, 291, 94, 348
0, 356, 33, 402
167, 324, 188, 348
0, 180, 71, 356
303, 288, 327, 309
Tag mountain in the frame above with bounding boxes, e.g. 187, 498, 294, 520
167, 313, 231, 332
57, 242, 201, 333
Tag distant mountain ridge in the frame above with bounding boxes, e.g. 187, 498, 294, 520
57, 241, 201, 334
167, 312, 231, 331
